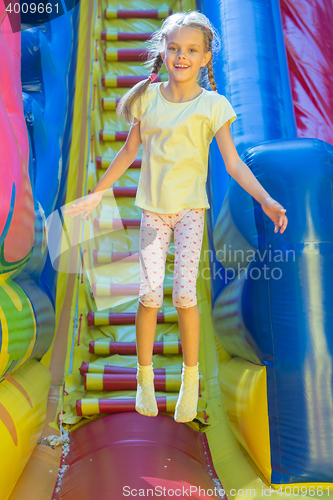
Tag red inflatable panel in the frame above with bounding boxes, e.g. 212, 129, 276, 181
280, 0, 333, 145
52, 413, 224, 500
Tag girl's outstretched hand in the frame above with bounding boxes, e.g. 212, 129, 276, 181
261, 197, 288, 234
62, 191, 104, 220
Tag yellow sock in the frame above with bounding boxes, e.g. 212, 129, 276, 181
174, 362, 199, 423
135, 362, 158, 417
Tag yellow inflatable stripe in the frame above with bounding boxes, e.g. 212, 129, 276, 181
88, 363, 105, 374
104, 74, 117, 87
158, 6, 170, 18
163, 310, 178, 323
86, 374, 104, 391
93, 342, 111, 355
6, 376, 33, 407
97, 219, 113, 230
104, 29, 118, 41
81, 399, 100, 415
93, 312, 110, 326
102, 98, 117, 111
163, 340, 179, 354
105, 48, 118, 61
165, 395, 178, 413
0, 280, 22, 311
0, 305, 9, 375
101, 131, 116, 142
165, 373, 181, 392
105, 6, 117, 19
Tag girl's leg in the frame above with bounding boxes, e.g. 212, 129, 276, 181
135, 210, 172, 417
135, 302, 159, 366
138, 209, 172, 311
172, 209, 206, 422
137, 209, 172, 363
173, 208, 205, 365
176, 304, 200, 366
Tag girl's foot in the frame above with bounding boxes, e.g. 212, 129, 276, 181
174, 362, 199, 423
135, 362, 158, 417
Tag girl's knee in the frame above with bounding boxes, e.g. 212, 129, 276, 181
173, 292, 197, 309
138, 292, 163, 309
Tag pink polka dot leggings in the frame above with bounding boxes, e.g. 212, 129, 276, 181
138, 208, 205, 309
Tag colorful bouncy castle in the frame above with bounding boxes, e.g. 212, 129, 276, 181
0, 0, 332, 499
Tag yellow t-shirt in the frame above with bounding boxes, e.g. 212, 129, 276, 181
131, 82, 237, 214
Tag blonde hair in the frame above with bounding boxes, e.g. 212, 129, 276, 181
116, 10, 221, 124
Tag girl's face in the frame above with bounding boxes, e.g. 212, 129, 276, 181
161, 26, 212, 85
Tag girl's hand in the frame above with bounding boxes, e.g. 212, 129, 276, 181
261, 197, 288, 234
63, 191, 104, 220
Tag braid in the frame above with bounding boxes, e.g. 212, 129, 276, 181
117, 54, 164, 123
203, 26, 217, 92
150, 53, 164, 78
206, 57, 217, 92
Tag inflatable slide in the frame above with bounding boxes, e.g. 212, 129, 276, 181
0, 0, 332, 499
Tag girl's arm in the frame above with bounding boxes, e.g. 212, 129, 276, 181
63, 119, 142, 219
92, 118, 142, 195
215, 122, 288, 234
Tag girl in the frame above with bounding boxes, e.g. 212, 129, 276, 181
63, 11, 288, 423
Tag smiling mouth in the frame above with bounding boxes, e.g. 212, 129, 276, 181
174, 64, 190, 70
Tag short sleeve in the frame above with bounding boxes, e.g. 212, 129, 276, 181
211, 95, 237, 135
131, 96, 142, 121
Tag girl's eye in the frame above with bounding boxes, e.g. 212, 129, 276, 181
168, 47, 196, 52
